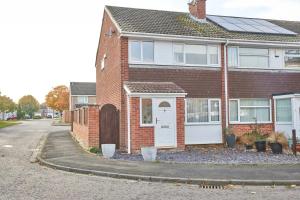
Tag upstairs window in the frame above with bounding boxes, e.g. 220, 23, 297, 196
129, 41, 154, 63
285, 49, 300, 68
239, 48, 269, 68
173, 44, 219, 66
173, 44, 184, 63
77, 96, 88, 104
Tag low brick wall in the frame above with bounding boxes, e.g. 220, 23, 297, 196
230, 123, 274, 137
72, 106, 100, 149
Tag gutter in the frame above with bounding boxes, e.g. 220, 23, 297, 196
120, 32, 300, 47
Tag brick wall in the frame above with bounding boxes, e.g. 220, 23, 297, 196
230, 123, 274, 137
62, 110, 72, 123
72, 106, 100, 149
95, 10, 129, 151
176, 97, 185, 150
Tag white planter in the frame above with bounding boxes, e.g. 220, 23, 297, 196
141, 147, 157, 161
101, 144, 116, 158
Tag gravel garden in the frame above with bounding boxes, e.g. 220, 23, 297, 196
110, 126, 300, 165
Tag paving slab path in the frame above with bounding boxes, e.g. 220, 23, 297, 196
39, 131, 300, 185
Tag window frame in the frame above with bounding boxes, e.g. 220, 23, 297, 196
228, 46, 240, 68
77, 96, 88, 104
238, 47, 270, 69
139, 97, 154, 127
284, 49, 300, 69
275, 98, 293, 124
129, 40, 155, 64
185, 98, 221, 125
229, 98, 272, 124
172, 43, 220, 67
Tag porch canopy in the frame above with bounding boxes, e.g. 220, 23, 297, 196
123, 81, 187, 97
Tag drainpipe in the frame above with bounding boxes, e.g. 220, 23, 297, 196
224, 40, 230, 128
127, 95, 131, 154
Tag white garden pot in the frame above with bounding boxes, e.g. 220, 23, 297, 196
141, 147, 157, 162
101, 144, 116, 158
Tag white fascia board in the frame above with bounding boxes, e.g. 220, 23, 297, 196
104, 6, 122, 33
121, 31, 300, 47
273, 94, 296, 99
128, 93, 187, 98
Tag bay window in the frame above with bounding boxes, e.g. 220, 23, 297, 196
129, 41, 154, 63
229, 99, 271, 123
186, 98, 221, 124
140, 98, 153, 125
285, 49, 300, 68
276, 99, 292, 123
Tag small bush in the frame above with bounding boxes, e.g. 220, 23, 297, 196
89, 147, 102, 154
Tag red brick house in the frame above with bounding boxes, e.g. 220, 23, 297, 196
75, 0, 300, 153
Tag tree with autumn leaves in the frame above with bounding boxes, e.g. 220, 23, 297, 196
45, 85, 69, 114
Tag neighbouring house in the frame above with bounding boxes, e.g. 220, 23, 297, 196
69, 82, 96, 110
72, 0, 300, 153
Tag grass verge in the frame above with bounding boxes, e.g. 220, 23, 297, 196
0, 121, 21, 128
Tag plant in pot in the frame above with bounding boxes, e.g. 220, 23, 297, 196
250, 120, 267, 152
254, 132, 267, 152
239, 132, 256, 150
267, 132, 288, 154
224, 126, 236, 148
141, 146, 157, 161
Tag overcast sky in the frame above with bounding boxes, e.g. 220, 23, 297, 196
0, 0, 300, 103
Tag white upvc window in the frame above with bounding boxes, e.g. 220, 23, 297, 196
229, 99, 272, 123
185, 98, 221, 124
239, 48, 269, 68
140, 98, 153, 126
285, 49, 300, 68
228, 46, 239, 67
173, 44, 184, 64
275, 98, 292, 123
228, 46, 269, 69
77, 96, 88, 104
173, 44, 220, 66
129, 41, 154, 63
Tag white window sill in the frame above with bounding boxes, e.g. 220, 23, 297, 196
275, 122, 293, 125
185, 122, 221, 126
229, 122, 273, 125
140, 124, 154, 128
129, 62, 221, 68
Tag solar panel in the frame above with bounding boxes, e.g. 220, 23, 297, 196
207, 15, 297, 35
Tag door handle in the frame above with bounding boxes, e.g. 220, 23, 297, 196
156, 117, 159, 124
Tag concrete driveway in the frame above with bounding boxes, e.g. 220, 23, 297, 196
0, 120, 299, 200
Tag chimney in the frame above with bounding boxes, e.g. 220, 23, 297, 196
188, 0, 207, 21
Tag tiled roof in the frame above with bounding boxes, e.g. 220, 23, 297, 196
124, 81, 186, 94
70, 82, 96, 96
106, 6, 300, 43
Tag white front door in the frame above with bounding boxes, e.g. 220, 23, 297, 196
154, 98, 176, 147
295, 98, 300, 134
